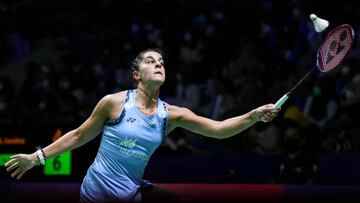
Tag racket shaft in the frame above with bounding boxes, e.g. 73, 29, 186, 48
272, 94, 289, 112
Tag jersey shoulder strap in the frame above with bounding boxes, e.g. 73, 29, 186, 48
104, 90, 130, 126
159, 100, 168, 141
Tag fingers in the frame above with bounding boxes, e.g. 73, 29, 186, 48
10, 154, 20, 159
263, 103, 281, 113
6, 154, 29, 180
260, 116, 272, 122
17, 170, 26, 180
11, 167, 21, 178
5, 159, 14, 167
5, 154, 21, 167
258, 104, 280, 114
6, 161, 19, 172
260, 111, 278, 122
271, 107, 281, 113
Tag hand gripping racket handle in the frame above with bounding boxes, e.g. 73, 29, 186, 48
272, 94, 289, 112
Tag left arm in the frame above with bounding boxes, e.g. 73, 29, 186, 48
167, 104, 279, 139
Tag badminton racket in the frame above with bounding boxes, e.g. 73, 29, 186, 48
272, 24, 355, 112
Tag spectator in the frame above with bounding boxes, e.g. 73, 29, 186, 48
272, 119, 322, 184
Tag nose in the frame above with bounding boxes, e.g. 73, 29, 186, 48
155, 62, 161, 68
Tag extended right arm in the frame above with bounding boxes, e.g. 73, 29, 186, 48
42, 95, 113, 158
5, 95, 116, 179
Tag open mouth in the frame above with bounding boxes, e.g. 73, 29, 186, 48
154, 71, 162, 75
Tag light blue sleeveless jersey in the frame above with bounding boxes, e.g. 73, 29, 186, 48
80, 89, 168, 202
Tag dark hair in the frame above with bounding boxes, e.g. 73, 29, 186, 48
130, 48, 163, 71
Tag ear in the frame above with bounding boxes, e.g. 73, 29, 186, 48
132, 71, 141, 81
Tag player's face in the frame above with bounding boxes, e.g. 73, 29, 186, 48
136, 51, 166, 87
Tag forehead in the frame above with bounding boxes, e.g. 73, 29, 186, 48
142, 51, 163, 60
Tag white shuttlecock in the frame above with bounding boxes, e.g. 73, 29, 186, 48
310, 14, 329, 32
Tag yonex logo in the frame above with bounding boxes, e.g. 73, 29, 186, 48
119, 137, 137, 149
126, 117, 136, 123
325, 27, 351, 65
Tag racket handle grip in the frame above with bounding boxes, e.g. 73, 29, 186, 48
272, 94, 289, 112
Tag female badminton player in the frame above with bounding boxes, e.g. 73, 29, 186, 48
5, 49, 279, 203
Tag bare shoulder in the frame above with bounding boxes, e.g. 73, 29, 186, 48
165, 103, 191, 133
97, 91, 127, 120
101, 91, 127, 107
166, 103, 193, 122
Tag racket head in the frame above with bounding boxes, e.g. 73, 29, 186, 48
316, 24, 355, 72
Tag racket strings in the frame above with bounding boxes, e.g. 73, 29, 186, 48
319, 25, 354, 72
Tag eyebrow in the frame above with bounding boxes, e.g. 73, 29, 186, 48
144, 56, 163, 61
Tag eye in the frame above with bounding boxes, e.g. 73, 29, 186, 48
146, 59, 154, 64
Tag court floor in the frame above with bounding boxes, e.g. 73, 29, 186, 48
1, 182, 360, 203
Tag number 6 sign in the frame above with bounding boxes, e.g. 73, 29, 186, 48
44, 151, 72, 175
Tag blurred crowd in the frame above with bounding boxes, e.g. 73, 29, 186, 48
1, 0, 360, 159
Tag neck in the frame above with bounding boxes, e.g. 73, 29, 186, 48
136, 85, 159, 108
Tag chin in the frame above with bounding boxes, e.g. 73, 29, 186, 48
150, 79, 165, 87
